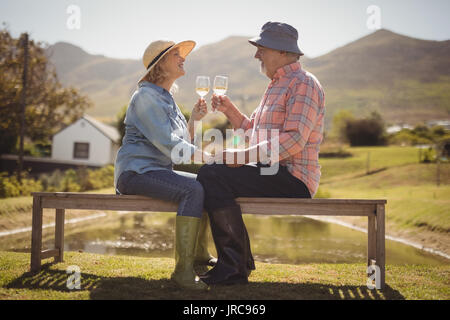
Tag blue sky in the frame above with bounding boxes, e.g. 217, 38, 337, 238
1, 0, 449, 59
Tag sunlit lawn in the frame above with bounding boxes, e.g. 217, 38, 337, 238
1, 251, 449, 300
320, 146, 421, 182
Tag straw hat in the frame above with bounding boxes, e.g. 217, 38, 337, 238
138, 40, 196, 82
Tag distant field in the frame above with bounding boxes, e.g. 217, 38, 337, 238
320, 146, 422, 182
318, 146, 450, 237
323, 171, 450, 233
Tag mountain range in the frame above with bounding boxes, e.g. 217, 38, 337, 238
46, 29, 450, 129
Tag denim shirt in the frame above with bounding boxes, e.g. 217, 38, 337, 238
114, 81, 196, 187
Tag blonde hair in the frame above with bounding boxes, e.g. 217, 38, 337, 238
139, 54, 178, 94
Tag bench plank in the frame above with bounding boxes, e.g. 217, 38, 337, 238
34, 192, 384, 217
40, 249, 60, 260
32, 192, 387, 205
239, 201, 375, 216
41, 196, 178, 212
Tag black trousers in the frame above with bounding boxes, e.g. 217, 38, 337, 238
197, 163, 311, 212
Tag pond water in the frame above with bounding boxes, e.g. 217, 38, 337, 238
1, 212, 448, 266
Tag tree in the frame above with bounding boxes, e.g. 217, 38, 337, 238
344, 111, 387, 146
331, 109, 355, 142
0, 27, 91, 155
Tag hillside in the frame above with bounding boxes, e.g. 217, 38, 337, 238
46, 42, 143, 121
309, 29, 450, 124
46, 30, 450, 126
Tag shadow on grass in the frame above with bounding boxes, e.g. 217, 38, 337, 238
6, 264, 405, 300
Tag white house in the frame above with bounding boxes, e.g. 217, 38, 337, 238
386, 123, 414, 134
427, 120, 450, 131
51, 114, 120, 166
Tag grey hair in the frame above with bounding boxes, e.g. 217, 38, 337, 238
285, 51, 301, 61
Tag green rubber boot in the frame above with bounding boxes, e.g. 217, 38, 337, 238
194, 212, 217, 275
171, 216, 208, 290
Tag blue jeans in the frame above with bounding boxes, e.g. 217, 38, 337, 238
116, 170, 204, 218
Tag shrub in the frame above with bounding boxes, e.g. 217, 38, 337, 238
331, 109, 355, 142
0, 172, 43, 198
60, 169, 81, 192
345, 118, 386, 146
388, 129, 432, 146
86, 165, 114, 190
1, 164, 117, 199
39, 169, 64, 192
388, 125, 449, 146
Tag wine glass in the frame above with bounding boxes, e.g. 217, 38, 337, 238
195, 75, 210, 100
213, 75, 228, 113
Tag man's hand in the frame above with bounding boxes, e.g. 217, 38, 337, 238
211, 94, 233, 114
211, 94, 247, 129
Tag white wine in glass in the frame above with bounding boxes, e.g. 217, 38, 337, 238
213, 75, 228, 113
196, 76, 210, 99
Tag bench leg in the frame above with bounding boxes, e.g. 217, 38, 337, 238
376, 204, 386, 289
55, 209, 65, 263
367, 214, 376, 267
30, 196, 43, 272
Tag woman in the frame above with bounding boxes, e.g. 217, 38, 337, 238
114, 40, 214, 290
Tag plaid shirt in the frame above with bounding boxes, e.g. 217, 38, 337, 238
236, 62, 325, 197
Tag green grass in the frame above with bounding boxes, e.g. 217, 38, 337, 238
319, 146, 420, 182
0, 251, 449, 300
320, 161, 450, 233
317, 146, 450, 235
0, 195, 34, 217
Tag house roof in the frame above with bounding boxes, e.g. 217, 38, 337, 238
52, 114, 121, 143
82, 114, 121, 143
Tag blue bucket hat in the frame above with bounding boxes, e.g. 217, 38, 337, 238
249, 21, 304, 56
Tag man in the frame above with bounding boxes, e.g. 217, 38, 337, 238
197, 22, 325, 285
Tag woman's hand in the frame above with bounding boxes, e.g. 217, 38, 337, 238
191, 98, 208, 121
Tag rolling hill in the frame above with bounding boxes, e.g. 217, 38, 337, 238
46, 29, 450, 127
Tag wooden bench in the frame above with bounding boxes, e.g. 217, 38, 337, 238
30, 192, 387, 289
